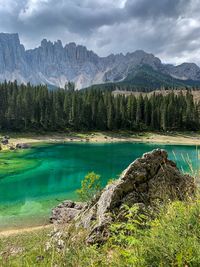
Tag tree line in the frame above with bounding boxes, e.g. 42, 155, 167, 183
0, 81, 199, 131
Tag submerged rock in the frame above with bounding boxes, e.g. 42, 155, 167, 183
50, 149, 196, 244
16, 143, 30, 149
1, 138, 9, 145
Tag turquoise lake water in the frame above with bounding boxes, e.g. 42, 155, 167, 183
0, 142, 199, 230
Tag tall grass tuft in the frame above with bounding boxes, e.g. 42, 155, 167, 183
173, 146, 200, 186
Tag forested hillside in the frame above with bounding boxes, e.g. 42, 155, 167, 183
0, 81, 199, 131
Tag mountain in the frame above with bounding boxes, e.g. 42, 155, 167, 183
0, 33, 200, 89
86, 65, 200, 92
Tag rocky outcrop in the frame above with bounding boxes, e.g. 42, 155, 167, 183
0, 33, 200, 89
50, 149, 196, 244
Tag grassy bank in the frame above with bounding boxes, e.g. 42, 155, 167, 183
1, 131, 200, 152
1, 199, 200, 266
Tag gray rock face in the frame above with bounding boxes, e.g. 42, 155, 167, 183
0, 33, 25, 72
50, 200, 86, 224
0, 33, 30, 83
50, 149, 196, 244
0, 33, 200, 89
165, 63, 200, 81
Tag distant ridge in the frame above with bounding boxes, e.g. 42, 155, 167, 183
0, 33, 200, 89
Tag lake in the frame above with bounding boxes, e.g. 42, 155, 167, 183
0, 142, 199, 230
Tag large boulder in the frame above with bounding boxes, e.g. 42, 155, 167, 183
50, 149, 196, 244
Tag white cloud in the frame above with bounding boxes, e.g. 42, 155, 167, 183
19, 0, 49, 19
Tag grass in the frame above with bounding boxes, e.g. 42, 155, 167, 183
0, 225, 108, 267
0, 130, 199, 139
1, 199, 200, 266
139, 200, 200, 266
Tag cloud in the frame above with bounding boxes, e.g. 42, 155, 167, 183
18, 0, 124, 34
0, 0, 199, 65
125, 0, 188, 19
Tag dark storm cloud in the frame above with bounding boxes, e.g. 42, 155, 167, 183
18, 0, 123, 34
0, 0, 199, 65
17, 0, 188, 35
125, 0, 188, 19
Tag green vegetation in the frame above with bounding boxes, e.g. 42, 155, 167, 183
1, 200, 200, 266
76, 172, 102, 201
0, 81, 199, 131
107, 200, 200, 266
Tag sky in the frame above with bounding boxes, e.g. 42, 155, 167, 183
0, 0, 200, 65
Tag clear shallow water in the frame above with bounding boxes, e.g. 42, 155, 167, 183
0, 142, 199, 230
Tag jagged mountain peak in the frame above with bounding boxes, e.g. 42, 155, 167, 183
166, 62, 200, 81
0, 33, 199, 89
0, 32, 20, 41
179, 62, 198, 67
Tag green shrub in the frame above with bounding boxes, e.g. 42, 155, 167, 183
140, 201, 200, 267
76, 172, 102, 201
106, 200, 200, 267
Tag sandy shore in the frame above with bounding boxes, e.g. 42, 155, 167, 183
0, 224, 52, 237
1, 131, 200, 149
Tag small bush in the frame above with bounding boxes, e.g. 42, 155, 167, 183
140, 200, 200, 267
106, 200, 200, 266
76, 172, 102, 201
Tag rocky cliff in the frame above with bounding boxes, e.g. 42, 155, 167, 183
50, 149, 195, 244
0, 33, 200, 89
